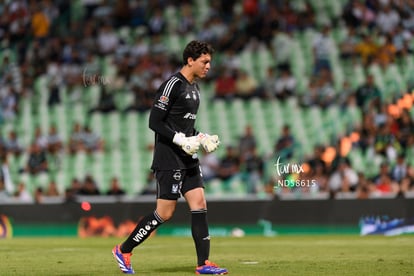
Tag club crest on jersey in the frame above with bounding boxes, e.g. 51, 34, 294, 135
171, 183, 180, 194
159, 95, 169, 104
192, 91, 197, 100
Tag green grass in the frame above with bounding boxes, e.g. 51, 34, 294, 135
1, 235, 414, 275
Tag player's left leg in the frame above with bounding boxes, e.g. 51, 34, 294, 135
183, 167, 228, 275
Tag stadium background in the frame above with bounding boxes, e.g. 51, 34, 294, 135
0, 0, 414, 236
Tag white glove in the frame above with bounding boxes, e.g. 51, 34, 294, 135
173, 132, 200, 155
197, 133, 220, 153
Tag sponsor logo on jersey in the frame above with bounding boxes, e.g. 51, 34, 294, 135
173, 171, 182, 181
132, 228, 148, 242
154, 102, 167, 111
183, 113, 197, 119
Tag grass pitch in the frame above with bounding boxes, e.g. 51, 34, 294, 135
1, 235, 413, 275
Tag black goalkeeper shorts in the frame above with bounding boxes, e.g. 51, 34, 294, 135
154, 166, 204, 200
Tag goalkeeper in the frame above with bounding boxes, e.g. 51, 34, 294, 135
112, 40, 228, 275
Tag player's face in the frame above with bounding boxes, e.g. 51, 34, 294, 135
191, 54, 211, 79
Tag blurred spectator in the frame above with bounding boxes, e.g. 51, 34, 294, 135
14, 182, 33, 203
0, 177, 11, 201
338, 80, 355, 107
47, 83, 61, 106
44, 180, 60, 197
301, 69, 335, 108
394, 108, 414, 148
46, 124, 63, 155
310, 162, 329, 192
376, 34, 397, 66
241, 147, 264, 194
312, 25, 334, 75
328, 159, 359, 195
273, 66, 296, 100
391, 154, 409, 184
274, 124, 295, 160
82, 125, 104, 154
79, 174, 100, 195
235, 69, 263, 100
271, 29, 294, 67
356, 172, 371, 199
238, 125, 257, 159
31, 3, 50, 43
88, 85, 117, 114
33, 126, 48, 150
376, 3, 400, 35
354, 74, 381, 111
65, 177, 82, 201
22, 142, 48, 175
217, 146, 240, 182
373, 123, 401, 161
4, 130, 24, 157
147, 8, 166, 36
1, 87, 19, 122
354, 34, 378, 66
370, 161, 399, 195
0, 153, 14, 196
68, 122, 85, 155
214, 67, 236, 100
339, 26, 359, 61
106, 177, 126, 195
123, 85, 153, 113
400, 164, 414, 195
97, 23, 119, 55
177, 3, 195, 35
34, 187, 44, 203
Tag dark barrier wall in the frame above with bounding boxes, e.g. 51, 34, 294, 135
1, 198, 413, 225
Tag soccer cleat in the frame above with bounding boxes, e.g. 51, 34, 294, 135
196, 260, 228, 275
112, 245, 135, 274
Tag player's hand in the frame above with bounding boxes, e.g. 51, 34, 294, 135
197, 133, 220, 153
173, 132, 200, 155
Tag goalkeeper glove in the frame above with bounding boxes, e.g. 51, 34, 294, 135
173, 132, 200, 155
197, 133, 220, 153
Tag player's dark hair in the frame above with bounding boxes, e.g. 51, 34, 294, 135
182, 40, 214, 65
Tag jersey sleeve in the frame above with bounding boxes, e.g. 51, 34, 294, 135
149, 78, 182, 141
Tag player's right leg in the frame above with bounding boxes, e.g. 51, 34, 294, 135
112, 170, 179, 274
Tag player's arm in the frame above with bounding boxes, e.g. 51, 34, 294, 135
148, 89, 176, 141
149, 81, 199, 155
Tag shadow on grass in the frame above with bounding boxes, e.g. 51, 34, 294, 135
150, 265, 194, 274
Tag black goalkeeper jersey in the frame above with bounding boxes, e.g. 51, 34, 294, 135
149, 72, 201, 170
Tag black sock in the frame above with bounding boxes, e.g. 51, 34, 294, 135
191, 209, 210, 266
120, 210, 164, 253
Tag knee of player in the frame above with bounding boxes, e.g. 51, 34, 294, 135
156, 209, 175, 221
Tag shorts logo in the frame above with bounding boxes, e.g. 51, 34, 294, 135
173, 171, 181, 181
171, 183, 179, 194
159, 95, 169, 104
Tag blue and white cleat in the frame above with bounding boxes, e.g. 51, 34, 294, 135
112, 245, 135, 274
196, 260, 228, 275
